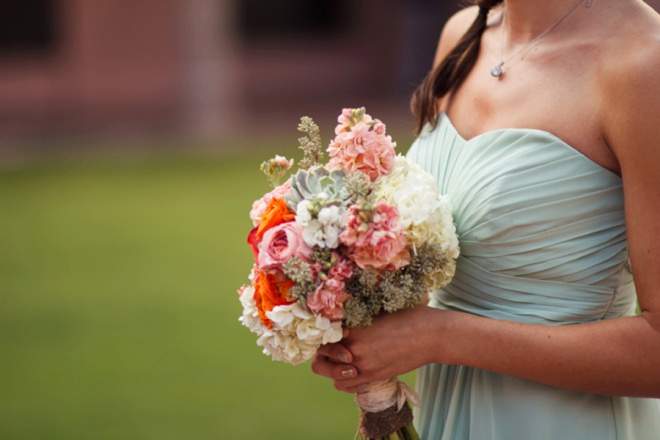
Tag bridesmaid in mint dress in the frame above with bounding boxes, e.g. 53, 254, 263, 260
313, 0, 660, 438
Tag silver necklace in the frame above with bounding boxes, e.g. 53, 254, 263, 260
490, 0, 592, 78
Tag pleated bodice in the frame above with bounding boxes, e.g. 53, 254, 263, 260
406, 113, 660, 440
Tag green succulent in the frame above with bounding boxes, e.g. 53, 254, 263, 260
284, 165, 350, 211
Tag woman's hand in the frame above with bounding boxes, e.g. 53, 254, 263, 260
312, 305, 448, 393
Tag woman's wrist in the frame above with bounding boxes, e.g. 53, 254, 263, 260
424, 306, 467, 367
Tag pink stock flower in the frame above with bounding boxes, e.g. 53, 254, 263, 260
328, 253, 354, 281
334, 108, 373, 135
307, 278, 350, 321
250, 180, 292, 226
327, 113, 396, 181
310, 260, 324, 277
340, 203, 410, 270
258, 221, 312, 272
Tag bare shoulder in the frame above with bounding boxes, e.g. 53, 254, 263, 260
597, 3, 660, 309
432, 6, 482, 68
599, 3, 660, 163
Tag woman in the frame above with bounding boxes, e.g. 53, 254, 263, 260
312, 0, 660, 438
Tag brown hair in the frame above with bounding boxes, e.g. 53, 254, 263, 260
411, 0, 503, 134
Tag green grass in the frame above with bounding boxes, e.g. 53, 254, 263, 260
1, 148, 416, 440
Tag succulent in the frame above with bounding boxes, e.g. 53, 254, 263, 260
284, 165, 350, 211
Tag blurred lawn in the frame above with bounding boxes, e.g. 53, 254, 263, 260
0, 142, 415, 440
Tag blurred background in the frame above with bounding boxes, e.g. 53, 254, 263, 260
0, 0, 464, 147
1, 1, 658, 439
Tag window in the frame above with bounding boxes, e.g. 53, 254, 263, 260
238, 0, 347, 41
0, 0, 57, 56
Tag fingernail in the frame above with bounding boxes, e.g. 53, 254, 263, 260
341, 368, 355, 378
338, 352, 349, 363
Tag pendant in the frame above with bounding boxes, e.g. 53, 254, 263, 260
490, 62, 503, 78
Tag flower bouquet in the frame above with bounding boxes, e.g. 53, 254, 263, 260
238, 108, 459, 439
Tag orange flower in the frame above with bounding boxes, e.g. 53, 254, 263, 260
253, 270, 295, 328
256, 198, 295, 241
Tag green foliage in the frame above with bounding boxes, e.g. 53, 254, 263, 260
343, 244, 443, 328
260, 155, 294, 188
282, 257, 315, 303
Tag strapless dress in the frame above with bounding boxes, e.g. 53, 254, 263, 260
405, 112, 660, 439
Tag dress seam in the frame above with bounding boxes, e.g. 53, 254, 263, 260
600, 250, 629, 320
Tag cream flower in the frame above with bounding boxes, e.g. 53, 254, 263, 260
375, 155, 459, 260
238, 284, 266, 335
257, 303, 343, 365
297, 203, 344, 249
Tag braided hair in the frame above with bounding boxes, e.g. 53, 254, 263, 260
411, 0, 503, 134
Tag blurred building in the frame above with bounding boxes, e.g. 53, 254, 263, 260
0, 0, 657, 144
0, 0, 457, 143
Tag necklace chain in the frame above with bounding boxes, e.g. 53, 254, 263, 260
490, 0, 592, 78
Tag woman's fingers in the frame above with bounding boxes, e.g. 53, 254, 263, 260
311, 353, 356, 378
312, 339, 374, 393
316, 341, 353, 364
334, 381, 370, 393
311, 354, 364, 393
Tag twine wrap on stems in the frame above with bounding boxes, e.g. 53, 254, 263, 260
356, 377, 421, 412
355, 377, 421, 439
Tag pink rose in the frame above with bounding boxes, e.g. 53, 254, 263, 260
307, 279, 350, 321
258, 221, 312, 271
340, 203, 410, 270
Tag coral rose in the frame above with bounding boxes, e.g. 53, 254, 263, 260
256, 197, 295, 240
253, 270, 295, 328
250, 180, 292, 227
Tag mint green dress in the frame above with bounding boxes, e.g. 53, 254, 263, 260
406, 113, 660, 440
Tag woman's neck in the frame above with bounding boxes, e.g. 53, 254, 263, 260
500, 0, 593, 43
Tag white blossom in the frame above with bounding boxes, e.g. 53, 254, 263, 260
298, 205, 344, 249
238, 285, 265, 334
295, 200, 313, 225
258, 303, 343, 365
374, 155, 459, 259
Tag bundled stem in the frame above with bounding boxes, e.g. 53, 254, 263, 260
355, 378, 421, 439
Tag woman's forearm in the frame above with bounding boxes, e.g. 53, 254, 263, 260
439, 308, 660, 397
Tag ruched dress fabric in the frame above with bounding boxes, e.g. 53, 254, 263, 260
406, 113, 660, 440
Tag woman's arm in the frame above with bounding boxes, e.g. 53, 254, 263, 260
312, 10, 660, 398
434, 18, 660, 398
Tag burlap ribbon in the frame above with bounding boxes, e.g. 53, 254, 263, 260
355, 377, 421, 413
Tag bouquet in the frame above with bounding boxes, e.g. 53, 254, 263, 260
238, 108, 459, 439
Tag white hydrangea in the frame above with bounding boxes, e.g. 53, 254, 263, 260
427, 258, 457, 291
259, 303, 343, 366
238, 284, 265, 334
374, 155, 459, 260
238, 284, 343, 366
295, 201, 344, 249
